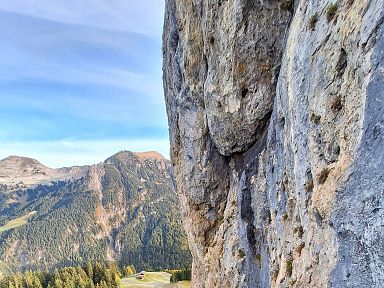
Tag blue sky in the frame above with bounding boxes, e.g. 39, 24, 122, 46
0, 1, 168, 167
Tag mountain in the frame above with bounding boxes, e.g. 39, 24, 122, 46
0, 151, 191, 273
163, 0, 384, 287
0, 156, 85, 190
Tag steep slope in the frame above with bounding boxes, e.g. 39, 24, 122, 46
0, 151, 191, 272
163, 0, 384, 287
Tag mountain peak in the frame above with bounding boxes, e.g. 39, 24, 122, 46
133, 151, 166, 161
107, 150, 167, 164
0, 155, 85, 187
0, 155, 49, 171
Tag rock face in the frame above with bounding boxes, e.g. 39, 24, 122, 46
163, 0, 384, 287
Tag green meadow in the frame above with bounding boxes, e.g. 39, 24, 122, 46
0, 211, 36, 234
121, 272, 191, 288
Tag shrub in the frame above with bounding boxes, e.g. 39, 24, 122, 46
217, 213, 224, 225
281, 0, 294, 12
336, 48, 347, 77
238, 249, 245, 258
295, 242, 305, 256
256, 254, 262, 269
331, 96, 343, 112
304, 179, 314, 192
293, 225, 304, 238
286, 259, 293, 277
309, 13, 319, 31
326, 3, 338, 21
310, 113, 321, 124
273, 269, 279, 281
317, 168, 330, 184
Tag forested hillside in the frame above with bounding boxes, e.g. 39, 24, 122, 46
0, 151, 191, 274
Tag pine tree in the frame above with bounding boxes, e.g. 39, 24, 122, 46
54, 277, 63, 288
103, 270, 112, 287
33, 275, 43, 288
125, 266, 134, 276
8, 281, 15, 288
112, 274, 121, 288
85, 262, 93, 280
24, 270, 34, 287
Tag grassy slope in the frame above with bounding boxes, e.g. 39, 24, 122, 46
165, 281, 192, 288
121, 272, 191, 288
0, 211, 36, 233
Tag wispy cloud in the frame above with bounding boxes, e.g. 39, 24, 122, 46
0, 1, 165, 37
0, 1, 168, 167
0, 11, 163, 93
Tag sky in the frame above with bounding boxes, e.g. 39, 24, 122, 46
0, 0, 169, 168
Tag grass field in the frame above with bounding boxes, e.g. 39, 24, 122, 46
121, 272, 191, 288
0, 211, 36, 234
164, 281, 191, 288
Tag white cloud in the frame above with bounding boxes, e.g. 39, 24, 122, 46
0, 1, 169, 168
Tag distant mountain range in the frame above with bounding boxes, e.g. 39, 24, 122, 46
0, 151, 191, 274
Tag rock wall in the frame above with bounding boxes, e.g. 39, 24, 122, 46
163, 0, 384, 287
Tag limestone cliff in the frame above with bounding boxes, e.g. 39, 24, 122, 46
163, 0, 384, 287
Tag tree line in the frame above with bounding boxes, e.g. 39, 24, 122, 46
0, 262, 127, 288
166, 268, 192, 283
1, 263, 192, 288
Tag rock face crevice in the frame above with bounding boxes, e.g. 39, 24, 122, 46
163, 0, 384, 287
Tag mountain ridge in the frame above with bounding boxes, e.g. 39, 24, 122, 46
0, 150, 169, 189
0, 150, 191, 273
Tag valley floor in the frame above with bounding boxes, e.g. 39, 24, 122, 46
121, 272, 191, 288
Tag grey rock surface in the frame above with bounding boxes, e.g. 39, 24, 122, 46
163, 0, 384, 287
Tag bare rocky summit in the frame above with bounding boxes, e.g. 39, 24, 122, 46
0, 156, 86, 188
163, 0, 384, 287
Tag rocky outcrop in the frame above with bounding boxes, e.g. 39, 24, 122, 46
163, 0, 384, 287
